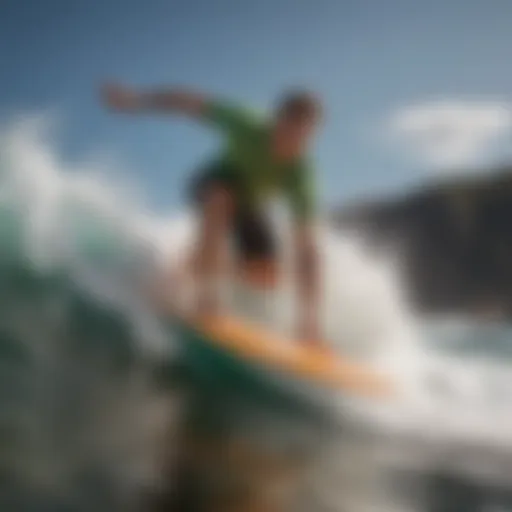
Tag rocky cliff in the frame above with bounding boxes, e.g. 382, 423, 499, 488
334, 167, 512, 318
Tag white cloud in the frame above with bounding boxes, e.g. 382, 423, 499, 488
385, 100, 512, 170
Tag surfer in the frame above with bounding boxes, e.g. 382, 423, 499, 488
101, 83, 322, 342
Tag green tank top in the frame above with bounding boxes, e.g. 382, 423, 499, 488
202, 100, 316, 221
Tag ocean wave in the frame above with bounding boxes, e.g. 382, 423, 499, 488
1, 114, 512, 510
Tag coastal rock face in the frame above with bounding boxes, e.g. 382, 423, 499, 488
333, 168, 512, 317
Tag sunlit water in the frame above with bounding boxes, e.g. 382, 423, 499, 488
1, 116, 512, 511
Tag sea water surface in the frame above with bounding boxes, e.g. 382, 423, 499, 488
1, 116, 512, 511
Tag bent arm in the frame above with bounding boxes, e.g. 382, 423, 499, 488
288, 165, 321, 340
294, 222, 320, 326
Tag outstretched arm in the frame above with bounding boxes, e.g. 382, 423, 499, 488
100, 83, 208, 118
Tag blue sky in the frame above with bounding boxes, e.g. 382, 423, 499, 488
2, 0, 512, 213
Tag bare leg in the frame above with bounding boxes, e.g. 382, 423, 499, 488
190, 185, 234, 316
236, 259, 279, 289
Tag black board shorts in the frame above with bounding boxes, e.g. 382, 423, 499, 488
188, 162, 276, 262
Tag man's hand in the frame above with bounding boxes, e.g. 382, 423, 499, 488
101, 83, 141, 111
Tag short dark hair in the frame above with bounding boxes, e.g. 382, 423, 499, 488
277, 90, 323, 122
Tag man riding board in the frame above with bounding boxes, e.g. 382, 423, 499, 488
101, 83, 322, 343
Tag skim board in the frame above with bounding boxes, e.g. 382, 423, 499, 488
169, 311, 394, 401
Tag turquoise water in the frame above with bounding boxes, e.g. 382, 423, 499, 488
0, 131, 183, 509
0, 176, 351, 511
0, 124, 350, 511
0, 207, 176, 511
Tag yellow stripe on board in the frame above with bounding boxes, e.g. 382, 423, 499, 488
180, 313, 394, 398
